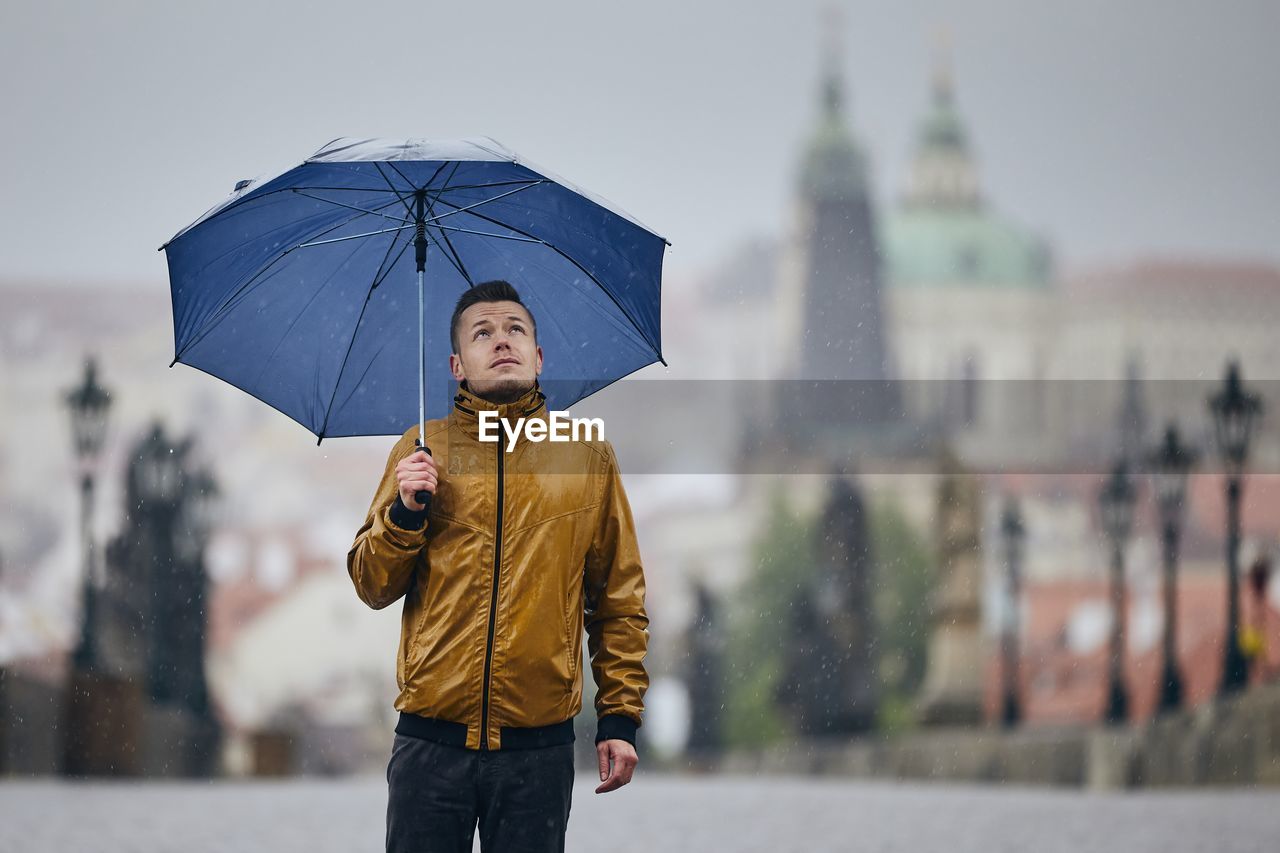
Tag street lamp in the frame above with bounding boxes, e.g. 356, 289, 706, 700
1097, 461, 1136, 725
1208, 360, 1263, 695
174, 453, 218, 724
136, 423, 184, 508
1146, 423, 1197, 712
999, 495, 1025, 727
133, 422, 188, 706
64, 357, 112, 671
176, 461, 219, 563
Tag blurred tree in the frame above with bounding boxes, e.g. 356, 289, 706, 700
683, 580, 727, 757
869, 499, 935, 733
722, 490, 815, 749
721, 487, 933, 748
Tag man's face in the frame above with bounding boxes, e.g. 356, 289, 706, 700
449, 300, 543, 403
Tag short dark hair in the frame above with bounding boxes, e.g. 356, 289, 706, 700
449, 280, 538, 354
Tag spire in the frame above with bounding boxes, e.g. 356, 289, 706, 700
901, 24, 980, 210
932, 25, 954, 107
821, 4, 845, 119
1117, 352, 1148, 470
799, 4, 867, 202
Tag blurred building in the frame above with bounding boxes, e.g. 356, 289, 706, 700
655, 41, 1280, 739
984, 568, 1280, 725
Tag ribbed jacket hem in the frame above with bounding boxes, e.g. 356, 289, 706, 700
395, 711, 575, 751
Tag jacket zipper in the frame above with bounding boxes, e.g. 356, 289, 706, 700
480, 432, 504, 750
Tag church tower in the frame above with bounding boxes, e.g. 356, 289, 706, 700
784, 12, 895, 387
901, 35, 982, 213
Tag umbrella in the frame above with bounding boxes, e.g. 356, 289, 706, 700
159, 137, 669, 471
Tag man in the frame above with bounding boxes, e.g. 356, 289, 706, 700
347, 280, 649, 852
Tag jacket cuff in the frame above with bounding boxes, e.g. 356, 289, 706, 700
388, 494, 429, 531
594, 713, 638, 747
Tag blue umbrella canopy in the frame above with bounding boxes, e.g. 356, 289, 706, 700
160, 137, 668, 441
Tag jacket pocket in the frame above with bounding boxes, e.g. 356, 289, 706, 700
563, 585, 577, 696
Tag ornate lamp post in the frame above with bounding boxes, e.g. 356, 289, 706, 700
134, 424, 186, 705
175, 459, 218, 720
999, 495, 1025, 727
1208, 360, 1263, 695
64, 357, 112, 671
136, 424, 184, 507
1146, 423, 1197, 712
1098, 461, 1136, 724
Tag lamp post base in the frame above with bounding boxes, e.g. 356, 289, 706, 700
1104, 679, 1129, 725
1157, 664, 1184, 713
1000, 692, 1020, 728
1219, 641, 1250, 696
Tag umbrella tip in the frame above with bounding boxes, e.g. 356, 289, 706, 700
168, 356, 178, 368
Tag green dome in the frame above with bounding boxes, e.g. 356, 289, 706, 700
883, 207, 1053, 288
885, 57, 1053, 290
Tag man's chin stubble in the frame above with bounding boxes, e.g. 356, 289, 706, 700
472, 376, 535, 404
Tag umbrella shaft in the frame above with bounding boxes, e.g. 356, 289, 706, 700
414, 190, 427, 273
418, 267, 425, 449
415, 190, 427, 448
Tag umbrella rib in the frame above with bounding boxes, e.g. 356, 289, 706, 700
372, 230, 414, 290
421, 178, 476, 288
421, 225, 472, 285
175, 196, 408, 362
385, 159, 431, 194
316, 231, 407, 439
420, 181, 547, 226
431, 197, 662, 361
296, 224, 415, 249
173, 255, 290, 364
251, 235, 368, 394
396, 162, 477, 287
312, 177, 542, 195
373, 162, 418, 217
323, 335, 394, 439
290, 189, 412, 224
165, 181, 398, 248
273, 185, 406, 193
375, 159, 472, 281
186, 193, 409, 287
432, 224, 540, 243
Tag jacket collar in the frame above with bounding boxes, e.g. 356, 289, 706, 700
452, 379, 548, 433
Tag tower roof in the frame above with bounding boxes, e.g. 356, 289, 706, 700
798, 9, 869, 202
901, 30, 979, 211
886, 31, 1053, 289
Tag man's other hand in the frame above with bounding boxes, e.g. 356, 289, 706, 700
396, 449, 438, 511
594, 739, 637, 794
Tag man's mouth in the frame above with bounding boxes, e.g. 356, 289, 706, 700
490, 358, 519, 368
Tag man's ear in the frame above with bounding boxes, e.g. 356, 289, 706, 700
534, 345, 543, 376
449, 353, 465, 382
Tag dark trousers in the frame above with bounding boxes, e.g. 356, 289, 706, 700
386, 732, 575, 853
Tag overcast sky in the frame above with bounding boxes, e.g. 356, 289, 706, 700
2, 0, 1277, 289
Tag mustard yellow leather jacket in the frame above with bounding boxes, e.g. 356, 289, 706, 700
347, 381, 649, 751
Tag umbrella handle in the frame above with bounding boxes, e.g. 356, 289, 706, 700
413, 438, 434, 513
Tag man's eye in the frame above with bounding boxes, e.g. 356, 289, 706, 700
474, 330, 489, 339
510, 326, 525, 334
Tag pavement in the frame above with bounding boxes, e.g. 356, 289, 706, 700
2, 772, 1279, 852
